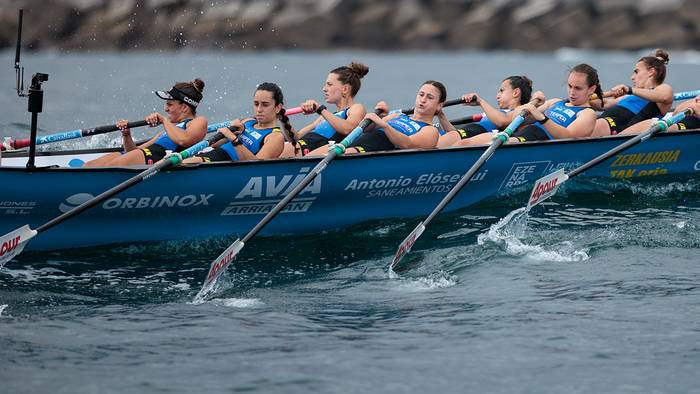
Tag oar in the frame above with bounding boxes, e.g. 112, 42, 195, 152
433, 113, 484, 129
526, 108, 694, 211
2, 107, 304, 151
3, 120, 150, 151
0, 132, 227, 265
390, 103, 539, 271
195, 98, 468, 300
673, 90, 699, 101
402, 98, 465, 115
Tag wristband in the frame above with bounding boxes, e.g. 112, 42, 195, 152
540, 114, 550, 124
231, 137, 243, 146
627, 85, 634, 96
315, 104, 327, 115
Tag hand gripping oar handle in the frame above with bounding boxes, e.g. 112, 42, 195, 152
0, 132, 228, 265
390, 103, 538, 271
5, 120, 151, 151
526, 108, 695, 210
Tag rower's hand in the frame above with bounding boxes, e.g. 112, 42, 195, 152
145, 113, 163, 127
462, 93, 480, 106
522, 103, 545, 121
531, 91, 546, 105
301, 100, 321, 115
610, 84, 629, 98
364, 112, 383, 124
374, 101, 389, 117
116, 119, 131, 136
228, 119, 244, 134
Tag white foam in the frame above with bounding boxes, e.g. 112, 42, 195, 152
213, 298, 264, 308
0, 304, 7, 317
396, 271, 457, 291
674, 221, 687, 229
170, 283, 191, 291
480, 207, 589, 262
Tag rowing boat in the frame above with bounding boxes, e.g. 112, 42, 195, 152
2, 129, 699, 250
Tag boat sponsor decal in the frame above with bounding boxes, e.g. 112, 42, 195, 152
343, 171, 487, 198
0, 201, 37, 215
221, 167, 322, 216
499, 161, 550, 190
59, 193, 213, 213
609, 150, 681, 178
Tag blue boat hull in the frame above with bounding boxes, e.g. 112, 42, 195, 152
2, 131, 699, 250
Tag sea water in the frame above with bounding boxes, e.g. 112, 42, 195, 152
1, 50, 699, 393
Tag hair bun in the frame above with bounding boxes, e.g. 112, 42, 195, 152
192, 78, 205, 93
654, 49, 669, 65
349, 62, 369, 79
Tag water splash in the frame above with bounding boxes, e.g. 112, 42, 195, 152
211, 298, 264, 308
0, 304, 7, 317
478, 207, 590, 262
395, 270, 457, 291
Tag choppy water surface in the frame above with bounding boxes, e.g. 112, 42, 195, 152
1, 51, 700, 393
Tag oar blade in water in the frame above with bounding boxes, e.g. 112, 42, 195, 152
390, 222, 425, 271
196, 239, 245, 300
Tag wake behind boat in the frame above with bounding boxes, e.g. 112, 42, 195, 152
2, 129, 699, 251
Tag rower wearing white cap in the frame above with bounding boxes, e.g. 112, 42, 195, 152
84, 78, 207, 166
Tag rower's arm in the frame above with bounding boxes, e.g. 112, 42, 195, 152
384, 124, 440, 149
540, 108, 597, 139
436, 111, 457, 132
631, 84, 673, 106
254, 132, 285, 159
319, 103, 366, 135
479, 98, 509, 128
163, 116, 208, 147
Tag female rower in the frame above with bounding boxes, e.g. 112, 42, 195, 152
436, 75, 533, 147
184, 82, 294, 163
457, 64, 600, 145
618, 93, 700, 134
592, 49, 673, 136
287, 62, 368, 156
85, 79, 207, 167
344, 80, 446, 153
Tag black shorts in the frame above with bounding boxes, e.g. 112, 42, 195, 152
511, 124, 551, 142
599, 106, 635, 134
298, 132, 343, 156
196, 147, 234, 162
455, 124, 489, 139
140, 144, 169, 165
677, 116, 700, 131
347, 130, 396, 153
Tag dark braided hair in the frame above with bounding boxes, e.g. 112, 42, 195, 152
504, 76, 533, 104
330, 62, 369, 97
256, 82, 296, 147
639, 49, 669, 84
570, 63, 602, 103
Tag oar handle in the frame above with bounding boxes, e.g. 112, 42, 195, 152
8, 119, 152, 150
434, 113, 485, 128
401, 97, 468, 115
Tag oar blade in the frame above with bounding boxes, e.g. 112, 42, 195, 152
196, 239, 245, 300
0, 225, 37, 266
527, 169, 569, 211
390, 222, 426, 271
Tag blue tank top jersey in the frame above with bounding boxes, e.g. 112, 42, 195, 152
617, 95, 650, 114
534, 100, 589, 139
383, 113, 431, 136
313, 109, 348, 139
220, 119, 280, 160
154, 119, 191, 151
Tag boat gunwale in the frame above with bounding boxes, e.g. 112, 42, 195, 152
2, 128, 699, 173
